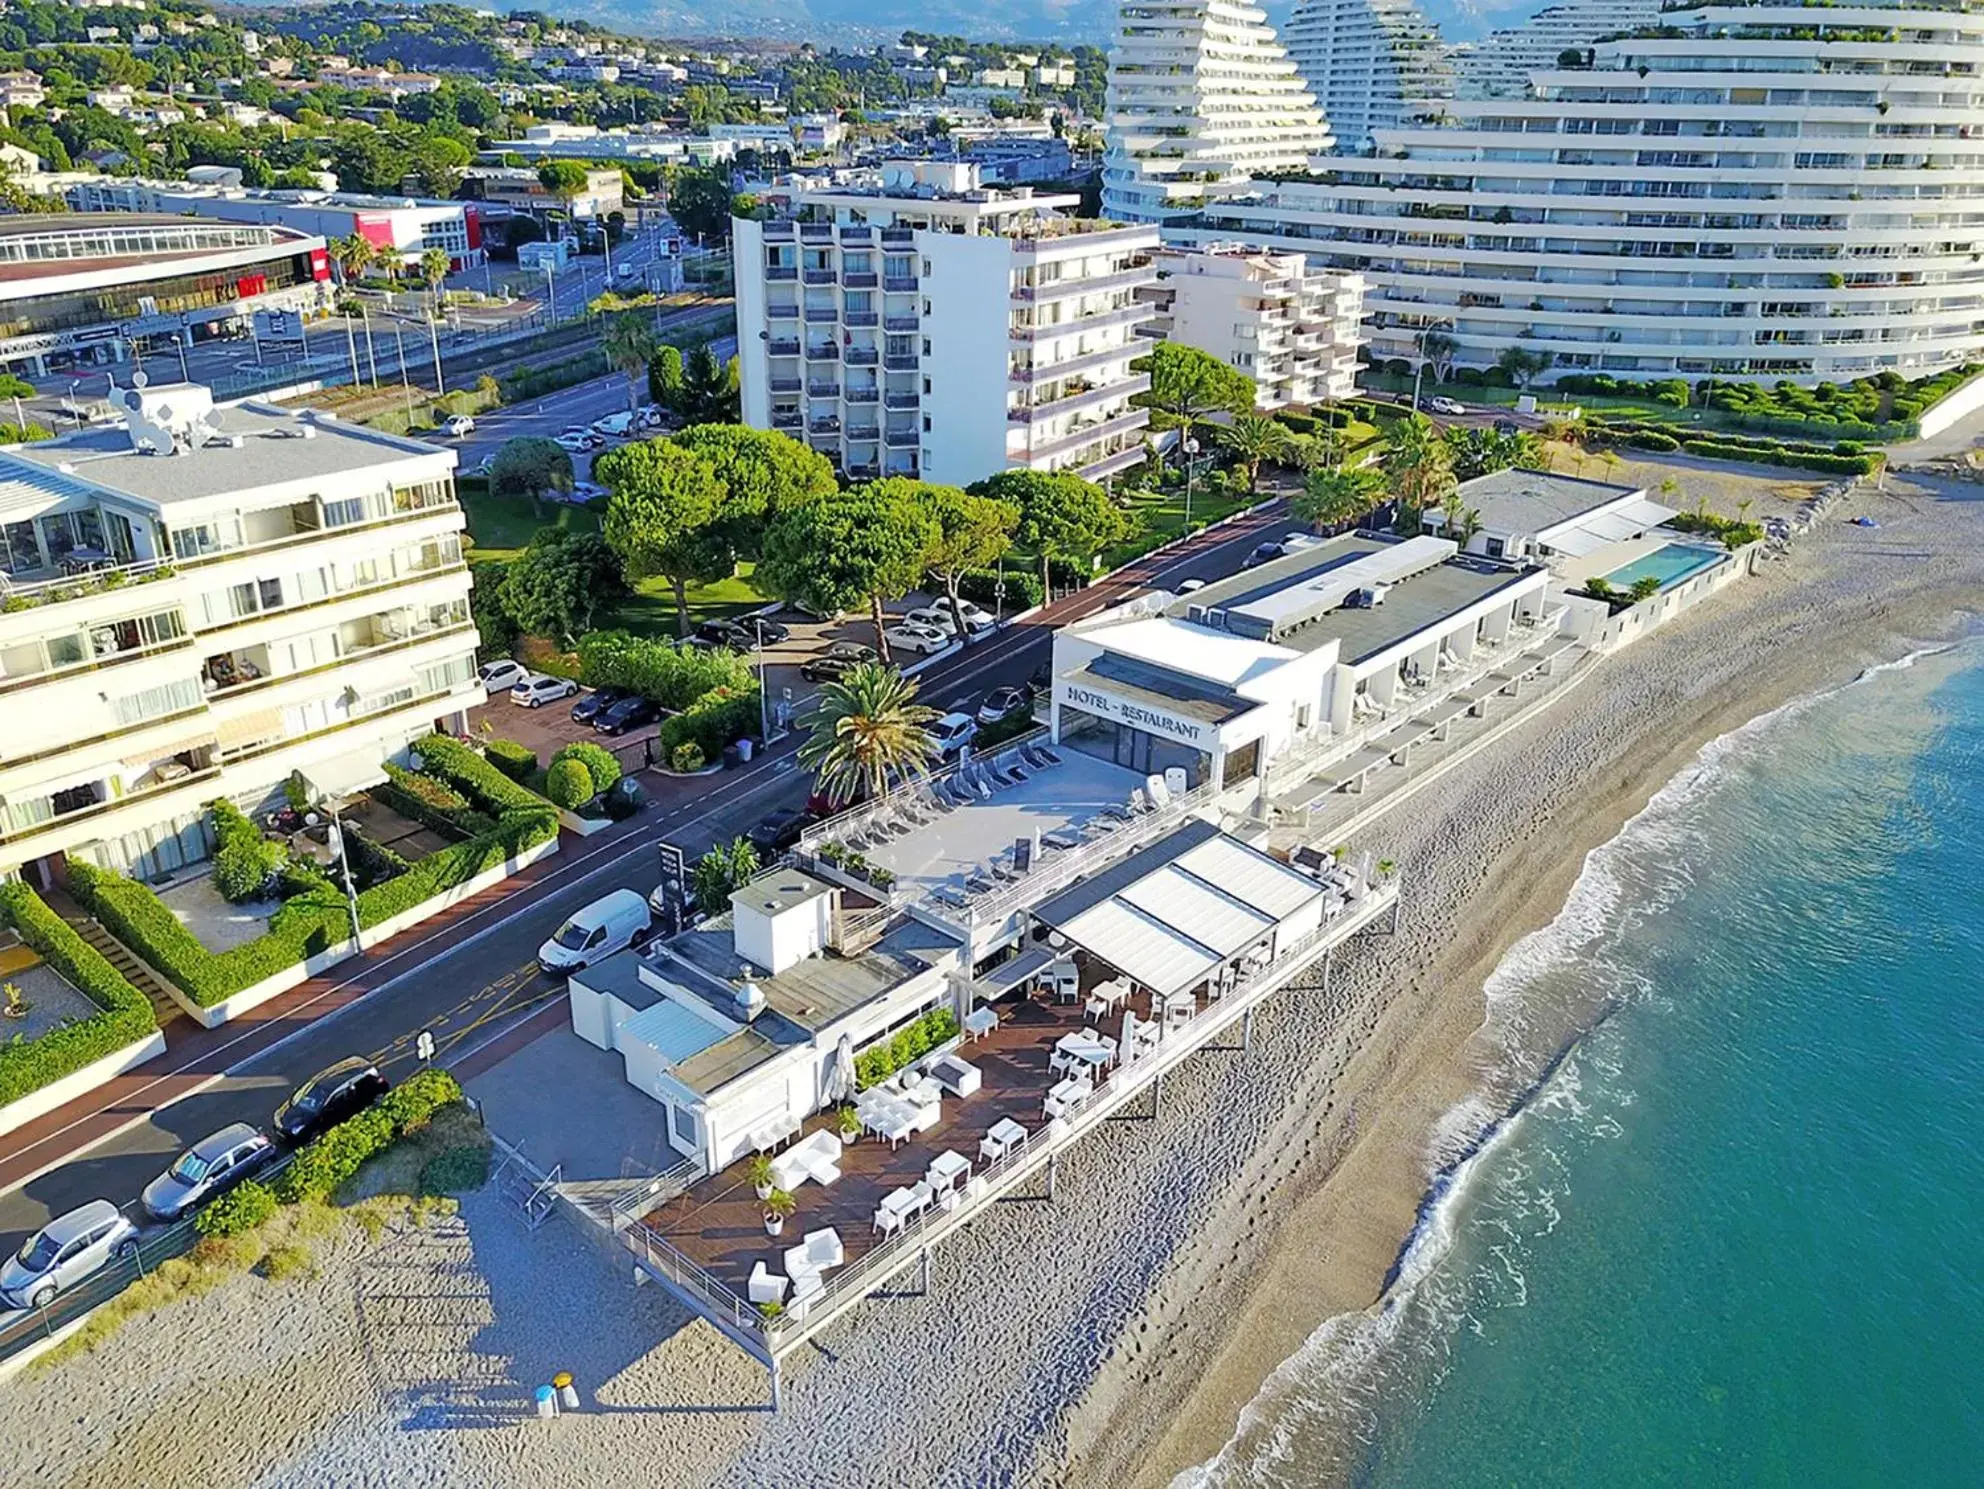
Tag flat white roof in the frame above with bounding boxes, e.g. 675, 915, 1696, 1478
1089, 616, 1298, 690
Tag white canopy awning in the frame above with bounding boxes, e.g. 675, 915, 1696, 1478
302, 750, 389, 804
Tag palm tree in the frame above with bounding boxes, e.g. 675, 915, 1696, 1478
330, 233, 376, 287
797, 662, 940, 807
602, 312, 659, 413
1455, 505, 1484, 548
1385, 414, 1456, 531
1219, 414, 1292, 494
419, 247, 451, 306
1294, 466, 1386, 532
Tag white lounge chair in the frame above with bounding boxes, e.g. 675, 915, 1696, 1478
747, 1261, 788, 1304
928, 1053, 981, 1098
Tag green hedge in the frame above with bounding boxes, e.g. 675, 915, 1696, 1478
550, 741, 621, 798
956, 568, 1043, 613
1680, 439, 1876, 475
352, 808, 557, 927
411, 734, 559, 820
211, 799, 284, 905
545, 757, 591, 809
576, 630, 755, 710
483, 738, 538, 782
853, 1006, 961, 1091
195, 1181, 277, 1238
655, 685, 761, 762
0, 882, 157, 1108
376, 764, 496, 840
343, 829, 411, 888
274, 1068, 463, 1204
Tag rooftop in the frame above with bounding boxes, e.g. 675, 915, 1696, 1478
664, 913, 954, 1037
572, 948, 811, 1098
1453, 467, 1644, 535
3, 397, 450, 510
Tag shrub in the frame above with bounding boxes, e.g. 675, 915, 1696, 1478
420, 1145, 491, 1195
342, 829, 410, 889
352, 809, 557, 926
575, 630, 755, 710
379, 1067, 464, 1133
655, 685, 761, 762
853, 1006, 961, 1090
411, 734, 558, 819
277, 1107, 394, 1204
671, 741, 706, 772
1276, 410, 1316, 434
258, 1244, 314, 1282
0, 882, 156, 1108
956, 567, 1043, 613
211, 800, 284, 904
195, 1180, 277, 1238
1626, 430, 1681, 452
550, 740, 621, 797
545, 757, 592, 808
375, 764, 496, 840
483, 738, 538, 782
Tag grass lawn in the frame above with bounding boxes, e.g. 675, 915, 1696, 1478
462, 488, 773, 636
1100, 481, 1260, 568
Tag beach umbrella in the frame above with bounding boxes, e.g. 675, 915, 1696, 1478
827, 1033, 855, 1104
1120, 1008, 1139, 1063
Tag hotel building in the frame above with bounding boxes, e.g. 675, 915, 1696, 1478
734, 161, 1161, 487
1102, 0, 1332, 225
1138, 245, 1366, 407
1184, 1, 1984, 383
0, 382, 481, 887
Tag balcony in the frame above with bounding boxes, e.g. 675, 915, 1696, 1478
843, 271, 879, 290
1021, 408, 1148, 463
883, 354, 919, 371
884, 425, 919, 447
807, 382, 842, 399
803, 268, 837, 285
1009, 342, 1137, 386
765, 264, 798, 282
1009, 304, 1153, 342
804, 308, 837, 324
763, 221, 795, 241
766, 338, 801, 358
881, 229, 914, 248
884, 315, 919, 332
884, 276, 919, 293
884, 392, 919, 411
799, 222, 833, 241
768, 376, 802, 394
207, 619, 473, 702
804, 342, 839, 361
844, 311, 879, 328
771, 410, 802, 430
840, 226, 874, 243
808, 417, 842, 435
844, 463, 881, 480
844, 346, 879, 367
0, 753, 223, 848
1011, 373, 1151, 424
767, 302, 799, 320
845, 387, 879, 404
1012, 265, 1153, 303
846, 424, 881, 441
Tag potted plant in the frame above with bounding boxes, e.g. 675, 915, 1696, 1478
1377, 858, 1397, 881
1, 982, 27, 1020
757, 1299, 784, 1321
747, 1153, 775, 1201
763, 1187, 796, 1238
835, 1106, 860, 1147
817, 840, 846, 867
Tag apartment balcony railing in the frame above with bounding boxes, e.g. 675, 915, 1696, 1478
766, 338, 801, 358
803, 268, 837, 285
883, 315, 920, 332
880, 229, 915, 248
804, 308, 837, 323
883, 354, 919, 371
0, 634, 195, 702
209, 622, 475, 703
1011, 373, 1151, 425
765, 264, 798, 282
1009, 303, 1153, 342
845, 387, 879, 404
846, 424, 881, 442
1011, 266, 1153, 303
0, 760, 224, 847
843, 271, 879, 289
1009, 342, 1136, 387
770, 410, 802, 430
763, 221, 795, 240
844, 463, 881, 480
883, 392, 920, 410
844, 346, 879, 366
883, 276, 919, 292
767, 302, 799, 320
807, 382, 841, 398
798, 223, 833, 241
220, 681, 478, 770
768, 377, 802, 394
884, 425, 918, 447
808, 417, 842, 435
1021, 407, 1147, 463
844, 311, 879, 328
839, 226, 874, 243
804, 342, 838, 361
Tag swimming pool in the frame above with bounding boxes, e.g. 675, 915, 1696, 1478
1599, 541, 1725, 592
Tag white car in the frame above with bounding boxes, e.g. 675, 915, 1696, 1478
565, 480, 608, 505
591, 411, 635, 438
0, 1199, 138, 1310
554, 427, 599, 453
510, 672, 579, 708
1176, 577, 1207, 594
479, 658, 529, 693
441, 414, 475, 437
907, 603, 994, 637
930, 712, 978, 757
884, 621, 951, 657
1426, 395, 1466, 416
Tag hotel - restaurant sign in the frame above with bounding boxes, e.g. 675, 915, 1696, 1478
1058, 681, 1214, 747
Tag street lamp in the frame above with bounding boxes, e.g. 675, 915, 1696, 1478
1183, 435, 1201, 531
753, 617, 770, 742
542, 260, 558, 324
314, 801, 362, 951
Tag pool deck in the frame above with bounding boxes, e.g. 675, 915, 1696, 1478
1560, 533, 1728, 590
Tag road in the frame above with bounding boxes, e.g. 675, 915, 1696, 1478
0, 498, 1290, 1253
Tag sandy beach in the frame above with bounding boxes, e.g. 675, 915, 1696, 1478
2, 461, 1980, 1489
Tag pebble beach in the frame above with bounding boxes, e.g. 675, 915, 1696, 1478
2, 460, 1981, 1489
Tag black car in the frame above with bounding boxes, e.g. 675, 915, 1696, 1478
570, 687, 630, 725
595, 695, 661, 735
746, 807, 814, 856
1494, 418, 1521, 436
1243, 540, 1286, 568
799, 641, 877, 683
694, 617, 791, 651
273, 1057, 389, 1147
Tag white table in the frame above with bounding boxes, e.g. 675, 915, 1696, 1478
880, 1186, 923, 1224
926, 1149, 971, 1195
1045, 1074, 1092, 1119
963, 1006, 999, 1042
979, 1117, 1026, 1163
1056, 1032, 1116, 1073
1085, 979, 1132, 1021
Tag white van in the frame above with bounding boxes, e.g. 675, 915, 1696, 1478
539, 889, 652, 973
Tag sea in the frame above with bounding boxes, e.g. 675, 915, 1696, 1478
1182, 639, 1984, 1488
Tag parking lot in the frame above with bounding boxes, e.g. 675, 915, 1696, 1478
469, 676, 661, 765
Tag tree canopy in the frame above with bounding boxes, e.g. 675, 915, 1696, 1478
498, 528, 626, 645
489, 436, 573, 499
759, 481, 939, 659
974, 469, 1131, 601
1136, 342, 1256, 438
796, 662, 940, 808
667, 165, 740, 243
671, 423, 838, 554
916, 482, 1017, 636
596, 439, 728, 637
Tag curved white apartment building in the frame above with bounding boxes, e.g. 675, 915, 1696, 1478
1284, 0, 1455, 151
1103, 0, 1332, 224
1453, 0, 1660, 99
1184, 1, 1984, 383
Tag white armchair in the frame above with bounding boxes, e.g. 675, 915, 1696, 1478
747, 1261, 788, 1305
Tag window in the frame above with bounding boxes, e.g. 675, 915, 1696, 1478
110, 676, 201, 727
668, 1101, 701, 1150
321, 496, 367, 529
416, 654, 476, 695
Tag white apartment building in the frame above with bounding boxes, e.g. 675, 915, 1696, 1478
0, 383, 481, 887
1103, 0, 1332, 224
734, 161, 1160, 487
1452, 0, 1660, 99
1185, 1, 1984, 383
1139, 245, 1366, 406
1283, 0, 1455, 151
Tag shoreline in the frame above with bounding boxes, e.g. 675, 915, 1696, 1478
1066, 471, 1984, 1489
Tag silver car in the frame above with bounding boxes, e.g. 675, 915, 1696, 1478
1, 1200, 138, 1310
141, 1123, 275, 1223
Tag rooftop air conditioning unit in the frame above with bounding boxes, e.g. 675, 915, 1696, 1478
1348, 582, 1391, 608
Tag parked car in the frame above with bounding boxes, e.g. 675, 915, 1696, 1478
591, 411, 635, 438
140, 1123, 276, 1223
594, 695, 661, 735
977, 685, 1028, 725
1177, 577, 1207, 594
554, 426, 600, 453
564, 480, 608, 505
931, 712, 978, 757
570, 686, 631, 725
634, 403, 666, 431
746, 807, 814, 856
1243, 541, 1286, 568
799, 641, 876, 682
1027, 661, 1053, 697
694, 617, 790, 651
478, 658, 529, 694
906, 603, 993, 637
441, 414, 476, 437
1426, 395, 1466, 416
615, 260, 640, 282
1, 1200, 138, 1310
539, 888, 652, 973
885, 621, 951, 657
272, 1057, 389, 1147
1494, 418, 1521, 436
511, 672, 579, 708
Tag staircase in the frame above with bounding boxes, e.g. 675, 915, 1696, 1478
52, 899, 186, 1027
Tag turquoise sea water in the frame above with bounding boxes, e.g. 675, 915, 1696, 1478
1187, 642, 1984, 1489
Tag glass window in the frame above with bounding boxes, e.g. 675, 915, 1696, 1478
321, 497, 367, 529
110, 677, 201, 727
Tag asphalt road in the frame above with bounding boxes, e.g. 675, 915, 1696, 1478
0, 500, 1290, 1253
